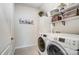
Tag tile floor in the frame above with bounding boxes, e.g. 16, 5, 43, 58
14, 46, 38, 55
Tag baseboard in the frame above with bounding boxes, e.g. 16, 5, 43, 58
15, 44, 36, 50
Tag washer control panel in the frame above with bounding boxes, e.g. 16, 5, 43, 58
53, 37, 65, 43
58, 37, 79, 49
52, 35, 79, 50
43, 34, 47, 37
59, 38, 65, 43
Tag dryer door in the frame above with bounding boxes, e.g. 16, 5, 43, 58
38, 37, 45, 52
47, 41, 68, 55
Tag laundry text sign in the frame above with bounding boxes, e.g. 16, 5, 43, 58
19, 17, 33, 24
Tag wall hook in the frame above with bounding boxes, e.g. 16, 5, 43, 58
61, 21, 65, 26
52, 23, 55, 26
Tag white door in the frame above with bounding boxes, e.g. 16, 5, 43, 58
0, 4, 12, 55
2, 3, 15, 55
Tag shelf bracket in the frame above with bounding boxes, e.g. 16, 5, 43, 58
52, 23, 55, 26
61, 21, 65, 26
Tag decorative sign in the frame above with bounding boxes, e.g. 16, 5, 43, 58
19, 17, 33, 24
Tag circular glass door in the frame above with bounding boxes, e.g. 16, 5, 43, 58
47, 42, 67, 55
38, 37, 45, 52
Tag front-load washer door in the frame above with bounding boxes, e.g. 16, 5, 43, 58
38, 37, 45, 52
47, 41, 68, 55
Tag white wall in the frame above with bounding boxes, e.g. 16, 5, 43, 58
40, 3, 60, 12
15, 4, 39, 48
52, 17, 79, 34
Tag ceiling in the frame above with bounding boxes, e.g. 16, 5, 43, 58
16, 3, 43, 9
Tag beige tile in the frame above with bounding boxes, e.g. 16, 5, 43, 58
14, 46, 38, 55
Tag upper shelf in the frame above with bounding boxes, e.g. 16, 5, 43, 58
61, 4, 79, 13
51, 4, 79, 23
50, 4, 79, 16
52, 16, 79, 23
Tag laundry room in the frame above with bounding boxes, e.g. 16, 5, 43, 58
0, 2, 79, 55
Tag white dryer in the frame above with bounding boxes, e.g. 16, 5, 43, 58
37, 33, 50, 55
46, 33, 79, 55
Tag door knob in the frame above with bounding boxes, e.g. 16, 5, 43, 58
11, 37, 14, 40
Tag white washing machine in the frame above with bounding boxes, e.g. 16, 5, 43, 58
37, 33, 50, 55
46, 33, 79, 55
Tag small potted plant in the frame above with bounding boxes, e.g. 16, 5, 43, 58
38, 11, 44, 17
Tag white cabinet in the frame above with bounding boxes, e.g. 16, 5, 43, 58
39, 16, 51, 33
